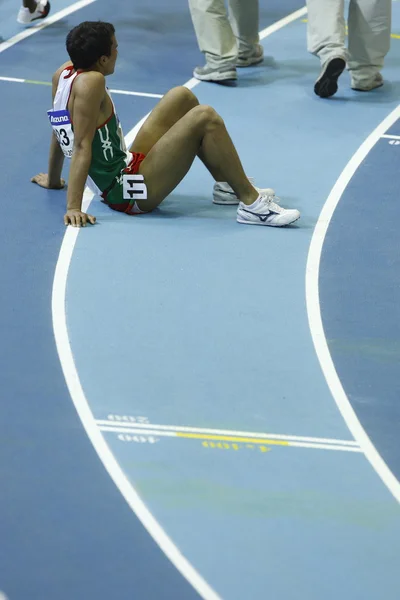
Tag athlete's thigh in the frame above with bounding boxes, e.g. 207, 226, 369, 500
130, 86, 199, 156
136, 108, 205, 211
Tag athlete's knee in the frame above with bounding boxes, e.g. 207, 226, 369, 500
167, 86, 199, 110
191, 104, 224, 131
178, 86, 199, 108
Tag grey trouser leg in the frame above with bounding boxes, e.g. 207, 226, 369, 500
188, 0, 259, 68
347, 0, 391, 84
306, 0, 391, 76
306, 0, 347, 65
228, 0, 259, 57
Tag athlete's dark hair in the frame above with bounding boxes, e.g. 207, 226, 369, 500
66, 21, 115, 69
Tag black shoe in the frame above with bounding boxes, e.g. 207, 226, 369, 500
314, 57, 346, 98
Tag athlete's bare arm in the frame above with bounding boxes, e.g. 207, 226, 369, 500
62, 71, 106, 226
32, 64, 105, 227
31, 64, 71, 190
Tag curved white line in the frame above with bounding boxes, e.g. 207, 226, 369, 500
52, 8, 308, 599
306, 104, 400, 504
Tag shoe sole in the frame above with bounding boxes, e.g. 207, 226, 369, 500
237, 215, 300, 227
314, 57, 345, 98
193, 71, 237, 82
213, 199, 239, 205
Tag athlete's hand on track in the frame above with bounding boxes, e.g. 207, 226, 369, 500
64, 209, 96, 227
31, 173, 65, 189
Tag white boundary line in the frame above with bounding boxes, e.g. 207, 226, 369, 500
50, 7, 311, 600
98, 426, 362, 452
0, 74, 164, 98
109, 88, 163, 99
95, 420, 359, 446
381, 133, 400, 140
306, 104, 400, 504
0, 76, 25, 83
0, 0, 97, 54
259, 6, 307, 39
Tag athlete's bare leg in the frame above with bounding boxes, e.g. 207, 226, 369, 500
131, 86, 226, 182
137, 105, 258, 211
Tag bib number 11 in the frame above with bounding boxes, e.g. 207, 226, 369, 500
122, 174, 148, 201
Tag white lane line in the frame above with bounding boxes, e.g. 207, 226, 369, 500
0, 76, 25, 83
291, 442, 361, 452
0, 76, 165, 98
381, 133, 400, 140
95, 420, 359, 446
98, 426, 362, 452
0, 76, 164, 99
306, 104, 400, 504
52, 7, 310, 599
0, 74, 164, 98
0, 0, 97, 54
259, 6, 307, 39
110, 88, 163, 99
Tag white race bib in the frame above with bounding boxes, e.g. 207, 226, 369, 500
47, 109, 74, 158
122, 174, 148, 201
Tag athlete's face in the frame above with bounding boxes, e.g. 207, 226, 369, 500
102, 35, 118, 75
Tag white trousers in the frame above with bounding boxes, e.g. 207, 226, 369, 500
188, 0, 259, 68
306, 0, 391, 82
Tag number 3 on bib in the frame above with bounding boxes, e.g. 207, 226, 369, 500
122, 174, 148, 201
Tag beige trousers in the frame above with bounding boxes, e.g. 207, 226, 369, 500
188, 0, 260, 68
306, 0, 391, 84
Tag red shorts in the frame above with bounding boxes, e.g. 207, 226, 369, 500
101, 152, 147, 214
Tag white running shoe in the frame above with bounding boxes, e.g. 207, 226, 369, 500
213, 180, 275, 205
193, 64, 237, 82
237, 192, 300, 227
17, 0, 50, 24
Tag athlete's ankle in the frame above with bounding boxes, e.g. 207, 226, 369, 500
240, 189, 259, 206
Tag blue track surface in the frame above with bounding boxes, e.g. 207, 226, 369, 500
320, 127, 400, 480
1, 1, 399, 598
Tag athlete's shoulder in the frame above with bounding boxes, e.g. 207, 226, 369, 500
75, 70, 105, 86
73, 71, 106, 100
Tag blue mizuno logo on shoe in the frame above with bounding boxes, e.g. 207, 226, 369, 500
242, 208, 271, 222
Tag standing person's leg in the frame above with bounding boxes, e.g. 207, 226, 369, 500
188, 0, 237, 81
228, 0, 263, 67
134, 105, 300, 227
306, 0, 347, 97
348, 0, 391, 91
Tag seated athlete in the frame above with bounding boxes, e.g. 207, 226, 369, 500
32, 21, 300, 228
